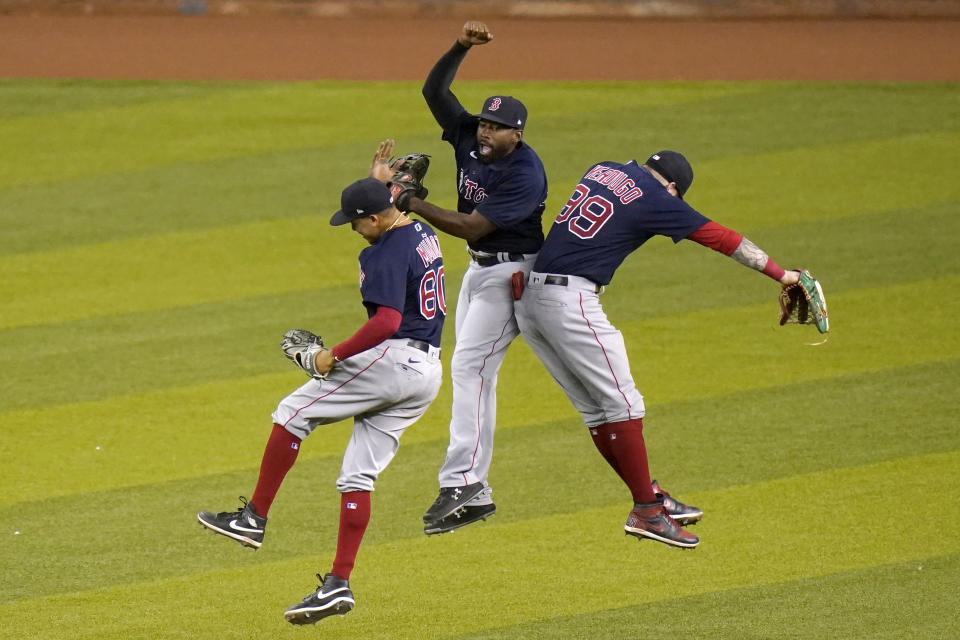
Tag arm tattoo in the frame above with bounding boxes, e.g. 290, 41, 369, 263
731, 237, 769, 271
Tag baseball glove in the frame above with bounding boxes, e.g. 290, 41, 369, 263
388, 153, 430, 212
778, 270, 829, 334
391, 153, 430, 182
280, 329, 327, 379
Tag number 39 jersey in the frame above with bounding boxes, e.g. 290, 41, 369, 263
532, 160, 710, 286
358, 220, 446, 348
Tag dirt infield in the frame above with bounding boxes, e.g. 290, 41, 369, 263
0, 15, 958, 81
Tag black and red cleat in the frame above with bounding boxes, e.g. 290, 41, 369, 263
651, 479, 704, 526
624, 503, 699, 549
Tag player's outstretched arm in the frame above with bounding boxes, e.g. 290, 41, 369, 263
688, 221, 795, 283
407, 198, 496, 242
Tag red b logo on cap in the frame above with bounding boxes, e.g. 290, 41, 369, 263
489, 97, 502, 111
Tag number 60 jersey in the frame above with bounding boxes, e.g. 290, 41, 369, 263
358, 220, 446, 348
532, 160, 711, 287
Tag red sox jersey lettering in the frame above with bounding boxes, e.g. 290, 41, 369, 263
583, 164, 644, 204
459, 174, 489, 203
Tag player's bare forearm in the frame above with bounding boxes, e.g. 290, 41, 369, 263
731, 237, 768, 270
408, 198, 496, 242
689, 222, 791, 283
730, 237, 795, 283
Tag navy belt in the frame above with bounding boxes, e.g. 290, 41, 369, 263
472, 252, 526, 267
543, 274, 603, 294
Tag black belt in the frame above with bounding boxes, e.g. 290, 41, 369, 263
543, 274, 603, 294
406, 339, 432, 353
473, 252, 526, 267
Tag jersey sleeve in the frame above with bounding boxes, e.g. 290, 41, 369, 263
474, 164, 547, 229
331, 306, 402, 361
359, 251, 407, 313
687, 220, 743, 255
640, 194, 711, 243
422, 42, 474, 145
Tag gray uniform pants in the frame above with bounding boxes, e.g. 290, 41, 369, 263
273, 338, 442, 493
515, 272, 645, 427
437, 255, 536, 503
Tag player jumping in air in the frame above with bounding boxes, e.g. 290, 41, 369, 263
197, 149, 447, 624
406, 21, 548, 535
515, 151, 806, 548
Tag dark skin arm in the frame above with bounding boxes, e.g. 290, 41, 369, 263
371, 139, 497, 242
406, 197, 496, 243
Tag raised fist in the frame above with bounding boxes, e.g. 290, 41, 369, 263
459, 21, 493, 48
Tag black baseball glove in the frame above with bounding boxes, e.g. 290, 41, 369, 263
388, 153, 430, 211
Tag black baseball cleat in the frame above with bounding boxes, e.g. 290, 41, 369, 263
624, 502, 699, 549
284, 573, 355, 625
651, 479, 704, 526
422, 483, 485, 524
197, 497, 266, 549
424, 503, 496, 535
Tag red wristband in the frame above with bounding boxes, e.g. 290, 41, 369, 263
762, 258, 786, 281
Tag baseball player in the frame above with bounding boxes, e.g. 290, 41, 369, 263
405, 21, 549, 534
515, 151, 806, 549
197, 163, 447, 624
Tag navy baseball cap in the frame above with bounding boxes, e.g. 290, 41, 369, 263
645, 150, 694, 199
477, 95, 527, 129
330, 178, 394, 226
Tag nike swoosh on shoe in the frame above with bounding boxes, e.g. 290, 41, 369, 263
229, 518, 264, 533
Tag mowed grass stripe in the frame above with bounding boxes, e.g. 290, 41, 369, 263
4, 82, 957, 255
494, 83, 960, 214
2, 451, 956, 640
0, 82, 436, 189
617, 276, 960, 402
453, 553, 960, 640
0, 82, 769, 256
2, 271, 957, 504
0, 79, 249, 119
0, 133, 460, 257
0, 81, 755, 191
3, 359, 956, 603
688, 130, 960, 231
1, 217, 355, 331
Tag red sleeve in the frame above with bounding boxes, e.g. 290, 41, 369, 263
330, 306, 402, 362
687, 221, 742, 255
688, 221, 786, 281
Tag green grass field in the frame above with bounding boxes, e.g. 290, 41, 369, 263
1, 78, 958, 639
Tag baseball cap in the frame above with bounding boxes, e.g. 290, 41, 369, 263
329, 178, 394, 226
645, 150, 694, 199
477, 95, 527, 129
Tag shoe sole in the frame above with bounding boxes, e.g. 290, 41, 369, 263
285, 598, 354, 625
624, 526, 699, 549
422, 484, 486, 523
424, 506, 495, 535
197, 514, 262, 549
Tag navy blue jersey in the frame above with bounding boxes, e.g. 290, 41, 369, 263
358, 221, 446, 348
534, 160, 710, 286
441, 112, 547, 254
